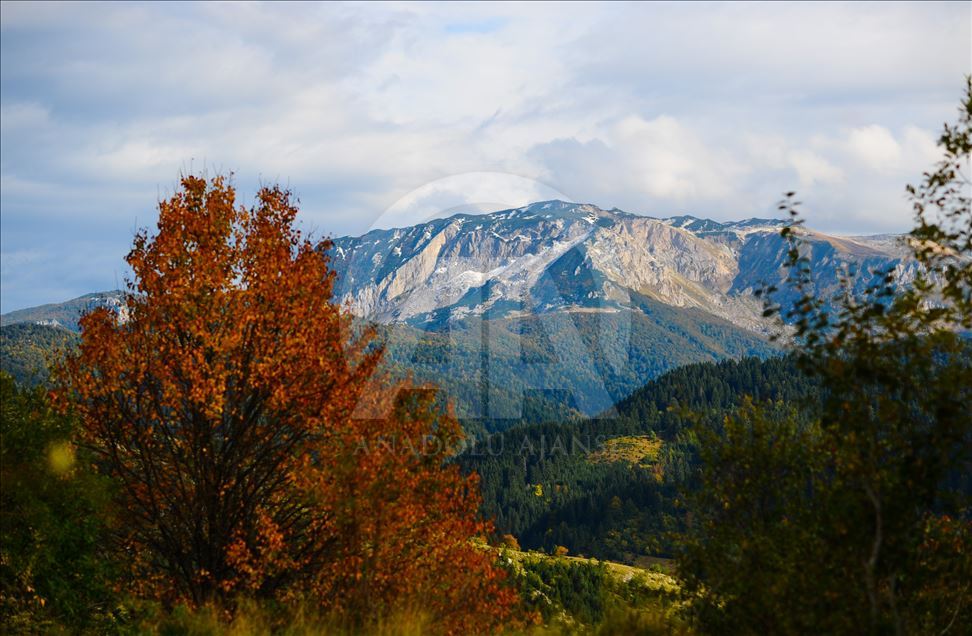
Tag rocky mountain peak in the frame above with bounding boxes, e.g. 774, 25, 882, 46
327, 201, 913, 334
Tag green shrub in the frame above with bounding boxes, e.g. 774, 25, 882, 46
0, 372, 120, 633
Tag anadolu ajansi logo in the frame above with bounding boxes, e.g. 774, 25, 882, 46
347, 172, 631, 421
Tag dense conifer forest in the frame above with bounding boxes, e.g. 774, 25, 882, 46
460, 355, 817, 561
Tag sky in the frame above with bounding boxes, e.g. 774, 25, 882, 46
1, 1, 970, 312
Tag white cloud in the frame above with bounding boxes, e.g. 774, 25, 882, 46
845, 125, 903, 173
901, 125, 942, 167
1, 1, 969, 310
789, 150, 844, 188
378, 172, 572, 230
600, 115, 750, 202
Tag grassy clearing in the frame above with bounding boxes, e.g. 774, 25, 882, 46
588, 436, 662, 467
501, 548, 679, 594
498, 547, 690, 634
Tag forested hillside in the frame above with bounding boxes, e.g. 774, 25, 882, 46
2, 294, 775, 434
0, 323, 78, 386
381, 299, 776, 432
459, 355, 817, 562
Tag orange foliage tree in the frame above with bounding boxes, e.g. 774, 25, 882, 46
55, 175, 518, 632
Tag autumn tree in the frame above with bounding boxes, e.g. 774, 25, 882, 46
55, 175, 518, 632
293, 387, 521, 633
679, 79, 972, 634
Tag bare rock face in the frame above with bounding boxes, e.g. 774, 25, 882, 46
327, 201, 915, 334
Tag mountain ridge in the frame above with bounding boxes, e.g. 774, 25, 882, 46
326, 200, 915, 334
1, 201, 909, 426
0, 291, 128, 332
0, 201, 907, 333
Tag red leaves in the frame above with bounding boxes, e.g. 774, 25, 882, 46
54, 175, 518, 632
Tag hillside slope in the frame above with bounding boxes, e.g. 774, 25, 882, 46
459, 355, 815, 560
0, 323, 79, 385
1, 290, 775, 428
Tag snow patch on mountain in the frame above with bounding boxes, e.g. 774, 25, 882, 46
326, 201, 912, 334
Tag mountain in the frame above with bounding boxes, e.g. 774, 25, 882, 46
2, 203, 911, 338
327, 200, 915, 334
320, 200, 915, 426
0, 292, 121, 387
0, 291, 127, 332
0, 201, 913, 429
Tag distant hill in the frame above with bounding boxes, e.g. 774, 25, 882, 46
381, 295, 775, 429
0, 323, 79, 386
1, 289, 775, 431
1, 291, 126, 332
